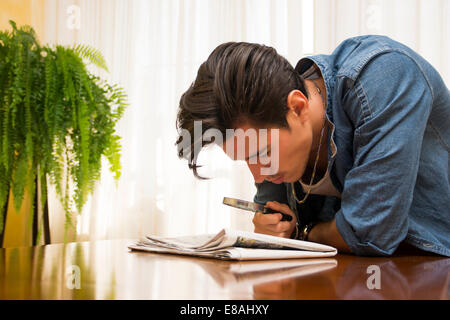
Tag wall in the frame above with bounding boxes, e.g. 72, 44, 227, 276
0, 0, 44, 34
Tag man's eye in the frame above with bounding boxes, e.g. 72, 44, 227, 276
261, 150, 271, 157
259, 150, 271, 163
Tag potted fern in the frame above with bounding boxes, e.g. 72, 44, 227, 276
0, 21, 127, 245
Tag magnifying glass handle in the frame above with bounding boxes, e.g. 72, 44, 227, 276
262, 207, 292, 222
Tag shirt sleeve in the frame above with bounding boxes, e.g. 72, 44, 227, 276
253, 180, 288, 206
334, 51, 433, 256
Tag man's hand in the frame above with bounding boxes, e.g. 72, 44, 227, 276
252, 201, 297, 238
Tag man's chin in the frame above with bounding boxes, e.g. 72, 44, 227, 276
284, 172, 304, 183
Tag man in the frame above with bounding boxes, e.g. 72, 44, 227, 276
175, 35, 450, 256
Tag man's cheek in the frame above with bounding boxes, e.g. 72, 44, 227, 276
260, 133, 280, 176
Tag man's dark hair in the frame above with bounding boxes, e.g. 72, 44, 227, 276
175, 42, 308, 179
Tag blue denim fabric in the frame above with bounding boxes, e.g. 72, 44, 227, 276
254, 35, 450, 256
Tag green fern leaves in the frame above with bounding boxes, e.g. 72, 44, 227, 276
0, 21, 127, 236
73, 44, 109, 72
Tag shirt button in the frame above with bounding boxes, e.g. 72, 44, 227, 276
423, 243, 434, 248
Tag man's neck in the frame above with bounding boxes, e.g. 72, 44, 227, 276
301, 120, 330, 184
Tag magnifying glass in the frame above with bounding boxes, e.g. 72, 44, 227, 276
222, 197, 292, 221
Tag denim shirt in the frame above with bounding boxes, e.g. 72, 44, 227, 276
254, 35, 450, 257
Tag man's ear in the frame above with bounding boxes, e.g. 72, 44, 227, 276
287, 89, 308, 122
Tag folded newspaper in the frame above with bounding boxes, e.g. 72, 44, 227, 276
128, 228, 337, 260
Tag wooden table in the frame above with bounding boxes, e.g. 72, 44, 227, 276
0, 239, 448, 300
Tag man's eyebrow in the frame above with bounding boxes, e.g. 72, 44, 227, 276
245, 145, 270, 161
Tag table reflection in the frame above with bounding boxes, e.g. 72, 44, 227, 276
0, 239, 448, 299
334, 256, 450, 299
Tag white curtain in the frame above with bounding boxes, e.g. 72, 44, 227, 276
41, 0, 450, 243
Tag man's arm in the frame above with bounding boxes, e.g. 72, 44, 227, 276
328, 52, 432, 256
307, 219, 352, 253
